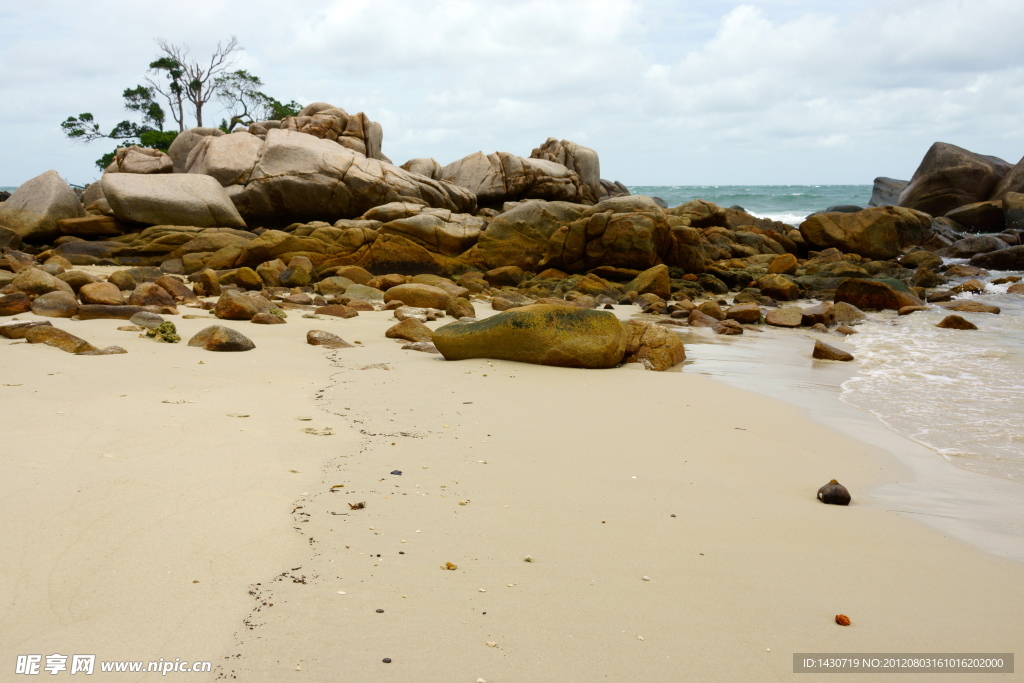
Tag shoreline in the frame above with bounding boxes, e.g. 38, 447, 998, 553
5, 300, 1022, 680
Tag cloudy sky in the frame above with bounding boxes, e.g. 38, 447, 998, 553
2, 0, 1022, 188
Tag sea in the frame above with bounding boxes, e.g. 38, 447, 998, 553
631, 184, 1024, 560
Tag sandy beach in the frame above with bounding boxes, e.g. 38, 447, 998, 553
3, 298, 1023, 682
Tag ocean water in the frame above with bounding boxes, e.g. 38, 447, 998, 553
627, 184, 872, 227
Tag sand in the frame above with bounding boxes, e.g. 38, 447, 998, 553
2, 300, 1022, 682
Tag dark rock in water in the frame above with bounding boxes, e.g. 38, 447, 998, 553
432, 303, 627, 369
899, 142, 1011, 216
713, 319, 743, 335
812, 340, 854, 361
936, 314, 977, 330
868, 177, 908, 207
934, 300, 1000, 314
944, 200, 1005, 233
897, 305, 928, 316
944, 264, 987, 278
0, 190, 10, 202
307, 329, 353, 348
817, 479, 851, 505
801, 302, 835, 327
688, 309, 718, 327
836, 325, 858, 335
834, 278, 921, 311
649, 196, 668, 209
187, 325, 255, 352
969, 245, 1024, 270
0, 291, 32, 316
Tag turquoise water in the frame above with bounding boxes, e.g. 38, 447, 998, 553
628, 184, 872, 226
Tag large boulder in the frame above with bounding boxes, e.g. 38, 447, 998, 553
439, 151, 587, 206
466, 200, 589, 271
229, 129, 475, 226
799, 206, 933, 260
283, 103, 384, 159
530, 138, 601, 204
990, 155, 1024, 201
834, 278, 923, 311
378, 210, 486, 257
110, 146, 173, 174
868, 177, 908, 207
943, 200, 1005, 233
969, 245, 1024, 270
621, 320, 685, 371
184, 131, 264, 186
0, 170, 85, 241
898, 142, 1011, 216
400, 158, 441, 179
166, 127, 225, 173
432, 304, 627, 369
101, 173, 246, 228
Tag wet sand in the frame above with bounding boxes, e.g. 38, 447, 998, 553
2, 302, 1023, 681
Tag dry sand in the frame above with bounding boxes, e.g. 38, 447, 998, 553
2, 299, 1022, 682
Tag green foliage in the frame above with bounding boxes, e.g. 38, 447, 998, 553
139, 129, 177, 151
264, 97, 302, 120
215, 69, 303, 130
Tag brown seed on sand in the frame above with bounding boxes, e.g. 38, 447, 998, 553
835, 614, 851, 626
817, 479, 851, 505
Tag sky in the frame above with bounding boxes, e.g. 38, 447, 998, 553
2, 0, 1023, 188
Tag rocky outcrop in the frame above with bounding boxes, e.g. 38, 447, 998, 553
990, 155, 1024, 201
868, 177, 908, 207
433, 304, 627, 369
184, 131, 264, 186
898, 142, 1011, 216
439, 151, 587, 207
228, 129, 476, 226
102, 173, 246, 228
530, 138, 601, 204
167, 127, 225, 173
108, 146, 173, 174
279, 102, 384, 160
799, 206, 933, 260
0, 170, 85, 241
969, 245, 1024, 270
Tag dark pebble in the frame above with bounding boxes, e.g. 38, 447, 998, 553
670, 514, 676, 517
399, 551, 404, 554
391, 470, 402, 475
382, 658, 392, 663
817, 479, 852, 505
376, 608, 384, 613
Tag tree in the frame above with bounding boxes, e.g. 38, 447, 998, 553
147, 57, 187, 132
215, 69, 303, 131
154, 36, 240, 128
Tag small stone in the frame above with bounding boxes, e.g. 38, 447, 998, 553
485, 641, 497, 648
812, 340, 854, 361
306, 329, 353, 348
187, 325, 255, 352
936, 314, 978, 330
376, 608, 384, 613
817, 479, 851, 505
382, 658, 392, 664
251, 311, 286, 324
130, 311, 164, 329
835, 614, 851, 626
642, 576, 650, 581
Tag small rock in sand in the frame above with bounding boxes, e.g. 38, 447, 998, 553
817, 479, 851, 505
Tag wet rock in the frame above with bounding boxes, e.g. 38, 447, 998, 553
969, 245, 1024, 271
713, 319, 744, 335
187, 325, 255, 351
812, 340, 854, 361
79, 282, 125, 305
386, 317, 434, 342
936, 314, 978, 330
949, 279, 986, 295
768, 253, 798, 275
817, 479, 851, 505
622, 319, 686, 370
834, 278, 922, 311
836, 325, 858, 335
306, 329, 354, 348
934, 300, 1000, 314
251, 311, 286, 324
765, 307, 803, 328
433, 304, 627, 369
899, 250, 944, 270
754, 274, 799, 301
314, 304, 359, 319
30, 291, 79, 318
1009, 283, 1024, 294
25, 325, 97, 354
696, 300, 725, 321
687, 309, 719, 327
0, 292, 32, 316
383, 283, 451, 310
725, 302, 762, 324
898, 305, 929, 315
801, 302, 835, 327
833, 301, 866, 326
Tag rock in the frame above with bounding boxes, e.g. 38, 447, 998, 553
401, 341, 440, 353
949, 278, 986, 295
56, 270, 100, 293
623, 265, 671, 300
433, 304, 627, 369
77, 345, 128, 356
343, 284, 385, 305
713, 319, 744, 335
768, 253, 798, 275
799, 206, 933, 260
78, 305, 167, 320
868, 177, 909, 207
0, 320, 52, 338
944, 264, 988, 278
0, 292, 33, 316
947, 235, 1009, 259
469, 200, 589, 271
934, 300, 1000, 314
192, 269, 222, 297
56, 215, 127, 238
108, 270, 138, 291
936, 314, 977, 330
400, 158, 442, 179
1009, 283, 1024, 294
113, 145, 173, 174
899, 250, 943, 270
383, 283, 451, 310
754, 274, 800, 301
101, 173, 246, 228
765, 306, 803, 328
834, 278, 922, 311
130, 311, 164, 329
484, 266, 525, 288
687, 309, 718, 327
187, 325, 255, 351
215, 289, 264, 320
167, 127, 225, 172
24, 325, 97, 354
379, 212, 486, 257
232, 267, 263, 291
529, 138, 602, 204
0, 225, 22, 250
306, 329, 354, 348
314, 304, 359, 319
385, 317, 434, 342
836, 325, 857, 335
899, 142, 1011, 216
813, 340, 854, 362
395, 305, 444, 322
30, 291, 79, 318
697, 300, 725, 320
969, 245, 1024, 270
944, 200, 1005, 233
230, 129, 475, 226
817, 479, 851, 505
329, 265, 374, 284
154, 275, 197, 302
279, 265, 312, 288
251, 312, 286, 324
725, 302, 762, 324
439, 150, 587, 206
11, 268, 74, 297
801, 302, 835, 327
446, 297, 475, 319
1004, 192, 1024, 231
128, 283, 176, 308
897, 305, 928, 315
0, 170, 85, 241
184, 131, 264, 185
621, 320, 686, 370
